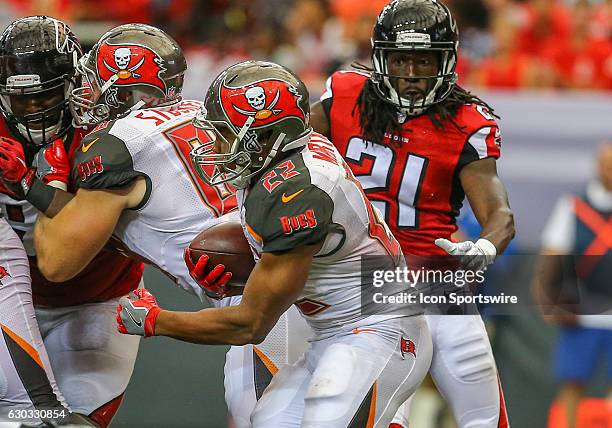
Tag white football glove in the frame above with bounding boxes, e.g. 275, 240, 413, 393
434, 238, 497, 271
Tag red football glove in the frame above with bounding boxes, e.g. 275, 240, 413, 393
184, 247, 232, 300
0, 136, 34, 199
32, 138, 70, 190
116, 288, 162, 338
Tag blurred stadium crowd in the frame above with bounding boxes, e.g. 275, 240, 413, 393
4, 0, 612, 93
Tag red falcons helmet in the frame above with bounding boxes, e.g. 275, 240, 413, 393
191, 61, 311, 189
70, 23, 186, 127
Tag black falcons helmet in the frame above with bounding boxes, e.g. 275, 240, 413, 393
191, 61, 310, 189
0, 16, 82, 145
70, 23, 187, 127
371, 0, 459, 115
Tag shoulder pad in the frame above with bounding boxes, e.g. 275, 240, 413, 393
244, 152, 335, 253
456, 103, 499, 132
71, 128, 142, 190
321, 70, 369, 102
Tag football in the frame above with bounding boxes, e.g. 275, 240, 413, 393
188, 215, 255, 289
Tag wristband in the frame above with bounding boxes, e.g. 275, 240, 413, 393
25, 177, 57, 213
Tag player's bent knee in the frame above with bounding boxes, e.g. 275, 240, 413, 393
434, 316, 497, 384
305, 343, 356, 400
451, 337, 495, 383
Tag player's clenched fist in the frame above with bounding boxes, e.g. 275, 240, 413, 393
116, 288, 162, 337
33, 138, 71, 191
0, 136, 34, 199
0, 137, 70, 199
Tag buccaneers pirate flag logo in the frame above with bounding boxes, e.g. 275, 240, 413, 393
220, 79, 307, 129
0, 265, 11, 286
96, 43, 166, 93
400, 337, 416, 359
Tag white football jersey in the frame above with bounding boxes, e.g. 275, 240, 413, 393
0, 195, 37, 255
239, 132, 419, 335
72, 100, 237, 301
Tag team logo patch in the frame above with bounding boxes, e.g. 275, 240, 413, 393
97, 43, 166, 93
77, 155, 104, 181
279, 209, 317, 235
0, 266, 11, 286
400, 337, 416, 359
220, 79, 307, 129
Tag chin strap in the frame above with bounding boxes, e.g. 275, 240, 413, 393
129, 100, 146, 112
281, 130, 311, 152
236, 116, 256, 142
100, 74, 119, 94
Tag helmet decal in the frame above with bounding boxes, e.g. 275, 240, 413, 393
70, 23, 186, 127
191, 61, 311, 190
243, 131, 262, 153
96, 42, 166, 94
220, 79, 306, 129
53, 18, 80, 55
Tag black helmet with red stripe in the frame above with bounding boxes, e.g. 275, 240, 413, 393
371, 0, 459, 115
191, 61, 311, 189
0, 16, 82, 145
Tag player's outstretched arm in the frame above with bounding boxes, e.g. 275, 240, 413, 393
459, 157, 515, 254
34, 178, 147, 282
135, 243, 319, 345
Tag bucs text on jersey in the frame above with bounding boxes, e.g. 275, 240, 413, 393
0, 116, 142, 307
321, 71, 501, 256
71, 100, 237, 302
238, 131, 420, 334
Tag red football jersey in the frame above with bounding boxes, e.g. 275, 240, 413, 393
322, 71, 501, 256
0, 117, 144, 306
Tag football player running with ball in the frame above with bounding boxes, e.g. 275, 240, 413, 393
310, 0, 515, 427
116, 60, 433, 427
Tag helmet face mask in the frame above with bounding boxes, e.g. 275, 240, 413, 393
0, 16, 82, 145
70, 53, 111, 126
192, 111, 258, 189
4, 83, 68, 144
191, 61, 311, 190
371, 0, 459, 116
70, 24, 187, 127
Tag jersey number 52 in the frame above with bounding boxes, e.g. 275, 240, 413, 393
163, 120, 237, 217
